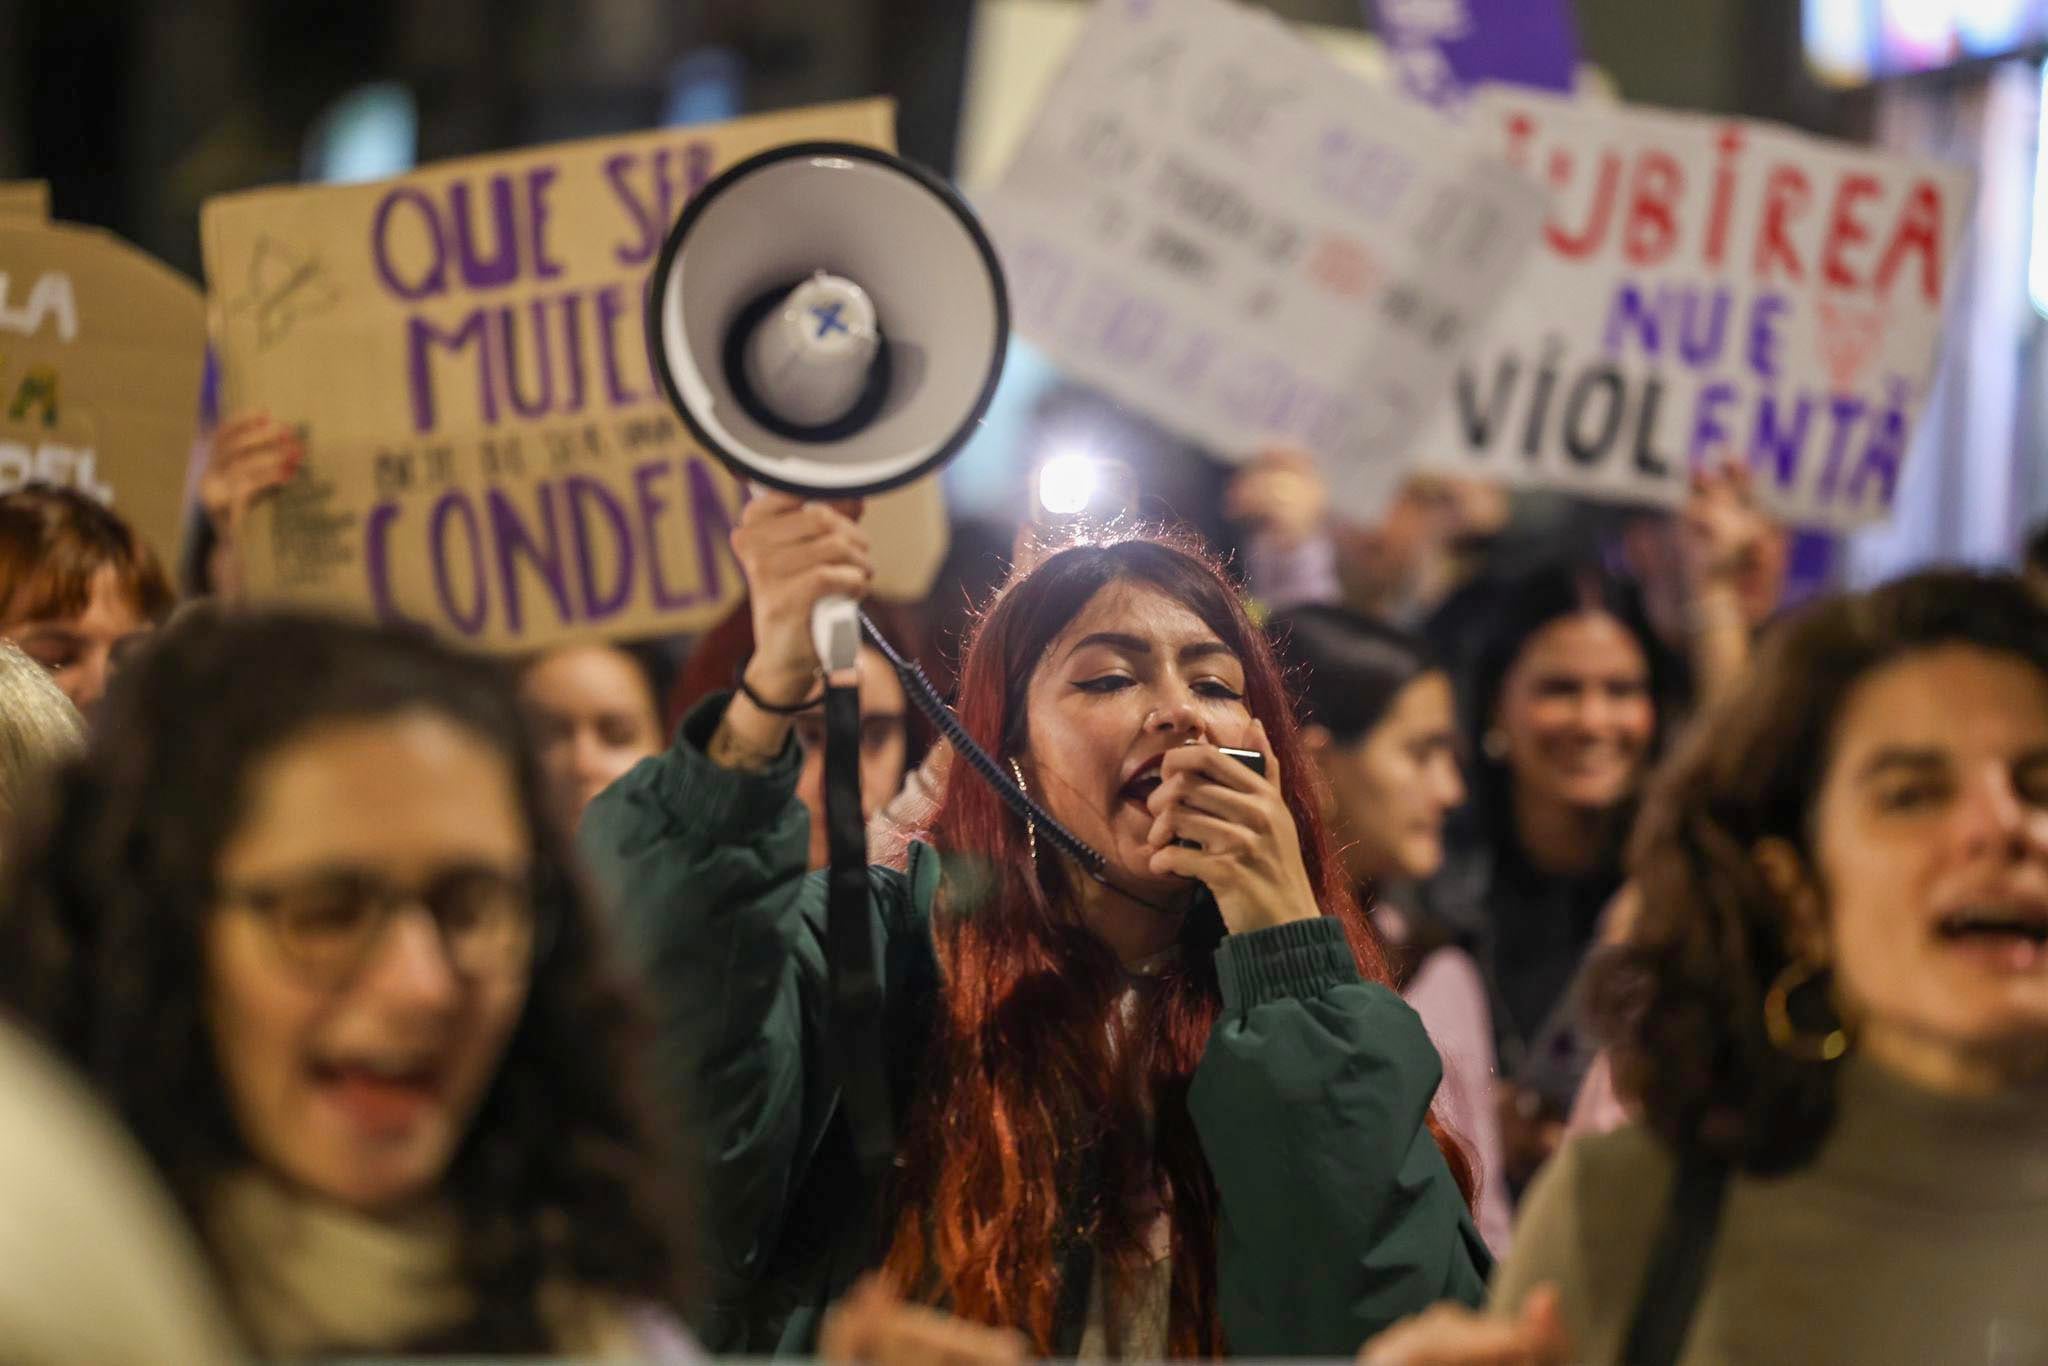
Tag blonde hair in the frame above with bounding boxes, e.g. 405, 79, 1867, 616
0, 642, 83, 821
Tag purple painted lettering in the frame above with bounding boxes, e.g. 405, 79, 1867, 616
487, 484, 571, 634
527, 167, 566, 281
606, 152, 663, 268
1676, 287, 1731, 368
1747, 294, 1789, 380
429, 491, 488, 636
449, 176, 520, 290
566, 475, 635, 620
364, 501, 408, 622
1690, 381, 1738, 463
684, 457, 740, 605
1750, 392, 1814, 488
1602, 282, 1661, 358
596, 285, 647, 407
499, 300, 556, 420
408, 308, 494, 434
1814, 394, 1868, 504
372, 186, 447, 301
635, 460, 698, 610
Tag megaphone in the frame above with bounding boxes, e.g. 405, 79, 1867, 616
644, 140, 1009, 672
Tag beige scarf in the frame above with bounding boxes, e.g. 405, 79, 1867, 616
207, 1170, 650, 1359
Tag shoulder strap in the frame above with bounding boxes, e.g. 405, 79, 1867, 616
822, 682, 895, 1188
1621, 1146, 1732, 1366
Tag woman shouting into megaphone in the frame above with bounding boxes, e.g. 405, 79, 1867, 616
583, 492, 1490, 1358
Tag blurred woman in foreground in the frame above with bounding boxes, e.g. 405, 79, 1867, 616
1367, 570, 2048, 1364
0, 612, 695, 1358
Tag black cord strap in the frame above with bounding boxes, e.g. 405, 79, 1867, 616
733, 659, 825, 715
822, 679, 896, 1187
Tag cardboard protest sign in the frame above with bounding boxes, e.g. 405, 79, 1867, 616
0, 221, 207, 569
979, 0, 1546, 521
0, 182, 49, 221
1415, 90, 1973, 530
203, 98, 948, 652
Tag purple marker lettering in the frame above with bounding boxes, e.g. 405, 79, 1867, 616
1603, 282, 1663, 358
364, 501, 409, 622
499, 300, 555, 420
596, 285, 646, 407
488, 483, 571, 634
408, 309, 494, 435
566, 474, 635, 620
449, 176, 521, 290
685, 457, 740, 605
1746, 294, 1789, 380
1750, 392, 1815, 488
634, 460, 698, 610
606, 152, 662, 268
429, 491, 488, 636
1690, 381, 1738, 464
372, 187, 447, 301
1676, 287, 1731, 368
1814, 394, 1868, 504
527, 167, 565, 281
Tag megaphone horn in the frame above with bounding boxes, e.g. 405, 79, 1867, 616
644, 140, 1009, 506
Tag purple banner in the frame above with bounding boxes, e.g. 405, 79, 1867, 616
1370, 0, 1579, 109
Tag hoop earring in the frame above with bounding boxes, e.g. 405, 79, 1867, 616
1764, 959, 1849, 1063
1008, 758, 1038, 864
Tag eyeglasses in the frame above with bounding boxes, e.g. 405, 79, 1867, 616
217, 865, 546, 988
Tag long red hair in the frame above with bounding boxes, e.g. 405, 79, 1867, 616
880, 530, 1475, 1354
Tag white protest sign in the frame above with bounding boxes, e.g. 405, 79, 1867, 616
978, 0, 1545, 520
1416, 89, 1973, 530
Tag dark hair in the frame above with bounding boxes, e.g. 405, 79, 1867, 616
0, 611, 694, 1353
1266, 605, 1441, 746
0, 485, 174, 626
883, 528, 1474, 1354
1588, 570, 2048, 1173
2026, 519, 2048, 580
1464, 560, 1667, 844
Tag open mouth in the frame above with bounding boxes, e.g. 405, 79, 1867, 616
1119, 755, 1165, 811
1936, 908, 2048, 946
309, 1056, 446, 1135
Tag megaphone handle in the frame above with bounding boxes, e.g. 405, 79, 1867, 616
812, 595, 861, 676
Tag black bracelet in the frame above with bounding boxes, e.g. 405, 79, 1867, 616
734, 660, 824, 715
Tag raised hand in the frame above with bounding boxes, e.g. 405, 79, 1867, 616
729, 490, 872, 708
199, 410, 303, 600
1226, 446, 1330, 550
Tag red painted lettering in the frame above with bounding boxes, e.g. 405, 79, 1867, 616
1874, 180, 1946, 305
1754, 165, 1811, 285
1821, 173, 1882, 291
1546, 150, 1622, 259
1624, 150, 1684, 267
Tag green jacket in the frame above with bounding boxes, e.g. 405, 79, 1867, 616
581, 695, 1490, 1357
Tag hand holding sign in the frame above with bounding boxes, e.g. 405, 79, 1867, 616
199, 411, 304, 600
